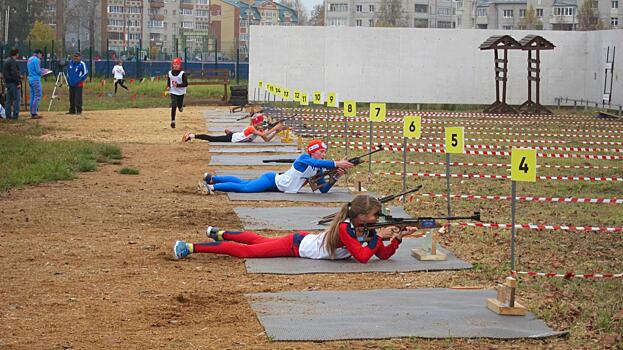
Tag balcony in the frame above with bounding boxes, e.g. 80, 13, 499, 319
549, 15, 577, 24
150, 14, 165, 21
180, 0, 194, 10
150, 0, 164, 8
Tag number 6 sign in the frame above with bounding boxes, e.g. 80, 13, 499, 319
402, 116, 421, 138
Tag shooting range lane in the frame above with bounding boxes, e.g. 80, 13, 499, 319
209, 146, 300, 154
226, 187, 357, 202
244, 238, 471, 274
209, 154, 302, 166
246, 289, 567, 340
208, 141, 298, 147
235, 206, 409, 231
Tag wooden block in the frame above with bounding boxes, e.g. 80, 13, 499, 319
487, 298, 528, 316
411, 248, 447, 261
495, 284, 507, 303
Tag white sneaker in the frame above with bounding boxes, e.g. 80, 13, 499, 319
197, 181, 212, 195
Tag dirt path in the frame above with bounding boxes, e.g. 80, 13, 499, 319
0, 107, 570, 349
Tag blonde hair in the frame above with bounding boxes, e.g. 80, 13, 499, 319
323, 195, 381, 259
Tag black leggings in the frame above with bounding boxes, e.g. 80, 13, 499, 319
114, 79, 128, 93
170, 94, 185, 121
195, 133, 233, 142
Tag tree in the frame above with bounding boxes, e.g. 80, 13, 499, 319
65, 0, 100, 51
1, 0, 45, 45
376, 0, 408, 27
517, 5, 543, 30
28, 20, 55, 47
309, 4, 324, 26
280, 0, 308, 25
577, 0, 602, 30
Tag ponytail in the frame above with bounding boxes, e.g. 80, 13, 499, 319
322, 195, 381, 259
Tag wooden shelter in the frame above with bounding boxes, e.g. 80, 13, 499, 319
479, 35, 523, 114
518, 35, 555, 114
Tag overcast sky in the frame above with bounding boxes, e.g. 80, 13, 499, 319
300, 0, 323, 12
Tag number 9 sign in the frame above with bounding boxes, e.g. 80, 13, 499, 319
327, 92, 337, 107
511, 148, 537, 182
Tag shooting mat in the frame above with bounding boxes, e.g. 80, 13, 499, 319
234, 206, 410, 231
226, 187, 357, 202
215, 169, 286, 179
244, 237, 471, 274
209, 154, 300, 166
209, 146, 300, 154
246, 288, 567, 340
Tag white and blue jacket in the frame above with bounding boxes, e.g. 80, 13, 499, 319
68, 60, 88, 87
275, 154, 337, 193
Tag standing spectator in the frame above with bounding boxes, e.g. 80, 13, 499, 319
26, 49, 44, 119
112, 60, 128, 95
166, 57, 188, 129
67, 52, 88, 115
2, 48, 21, 119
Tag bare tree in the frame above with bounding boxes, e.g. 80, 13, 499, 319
65, 0, 100, 54
577, 0, 602, 30
517, 4, 543, 30
376, 0, 408, 27
309, 4, 324, 26
280, 0, 308, 25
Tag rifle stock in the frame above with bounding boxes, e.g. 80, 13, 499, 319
308, 146, 384, 191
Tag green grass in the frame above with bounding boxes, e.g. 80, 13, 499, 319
118, 167, 139, 175
38, 76, 249, 111
0, 120, 122, 192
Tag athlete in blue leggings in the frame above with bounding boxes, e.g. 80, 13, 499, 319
199, 140, 354, 194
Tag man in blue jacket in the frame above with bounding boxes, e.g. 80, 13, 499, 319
67, 52, 88, 115
26, 49, 44, 119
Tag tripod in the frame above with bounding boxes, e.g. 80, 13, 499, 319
47, 71, 69, 111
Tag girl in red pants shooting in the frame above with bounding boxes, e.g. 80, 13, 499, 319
173, 194, 416, 263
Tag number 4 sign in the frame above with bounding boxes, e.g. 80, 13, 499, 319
511, 148, 537, 182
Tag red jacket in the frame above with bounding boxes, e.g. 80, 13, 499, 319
337, 222, 401, 263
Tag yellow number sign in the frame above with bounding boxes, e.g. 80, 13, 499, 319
511, 148, 537, 182
327, 92, 337, 107
258, 80, 263, 88
275, 86, 282, 95
300, 93, 309, 106
344, 100, 356, 117
293, 90, 301, 102
445, 127, 464, 154
268, 84, 274, 93
282, 89, 290, 100
403, 116, 422, 138
369, 103, 386, 122
313, 91, 323, 105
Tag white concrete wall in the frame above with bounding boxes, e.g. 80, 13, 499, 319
249, 26, 623, 106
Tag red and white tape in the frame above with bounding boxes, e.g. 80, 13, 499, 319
512, 271, 623, 279
368, 171, 623, 182
452, 222, 623, 232
330, 141, 623, 161
419, 193, 623, 204
369, 159, 619, 170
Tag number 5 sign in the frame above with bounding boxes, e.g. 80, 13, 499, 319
511, 148, 537, 182
445, 127, 464, 154
403, 116, 421, 138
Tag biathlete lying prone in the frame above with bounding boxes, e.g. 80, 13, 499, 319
174, 194, 417, 263
182, 113, 285, 143
198, 140, 354, 194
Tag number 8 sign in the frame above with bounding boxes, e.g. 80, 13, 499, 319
511, 148, 537, 182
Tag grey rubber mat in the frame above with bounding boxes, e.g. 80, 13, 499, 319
247, 288, 567, 340
210, 146, 300, 154
210, 154, 300, 166
244, 237, 470, 274
209, 141, 297, 147
234, 206, 408, 231
215, 170, 287, 179
227, 187, 355, 202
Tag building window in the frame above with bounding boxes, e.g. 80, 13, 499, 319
369, 4, 375, 12
369, 19, 375, 26
128, 7, 141, 14
476, 7, 487, 16
503, 9, 513, 18
329, 3, 348, 12
327, 17, 347, 25
536, 8, 543, 17
437, 20, 452, 28
503, 25, 513, 29
108, 5, 124, 13
519, 9, 526, 17
613, 1, 619, 8
612, 17, 619, 26
356, 19, 362, 26
148, 20, 164, 28
182, 8, 192, 15
196, 9, 208, 17
554, 7, 575, 16
108, 19, 124, 26
356, 4, 362, 12
438, 7, 450, 15
414, 18, 428, 27
415, 4, 428, 13
197, 0, 209, 4
182, 21, 193, 28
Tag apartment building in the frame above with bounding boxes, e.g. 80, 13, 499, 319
472, 0, 621, 30
324, 0, 458, 28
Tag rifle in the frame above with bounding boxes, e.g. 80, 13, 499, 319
308, 146, 383, 192
236, 111, 255, 122
262, 158, 296, 163
265, 114, 297, 129
317, 185, 424, 225
364, 211, 481, 232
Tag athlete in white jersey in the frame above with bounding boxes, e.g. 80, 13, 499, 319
166, 57, 188, 128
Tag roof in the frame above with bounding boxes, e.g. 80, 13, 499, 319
552, 0, 578, 6
220, 0, 298, 23
476, 0, 527, 6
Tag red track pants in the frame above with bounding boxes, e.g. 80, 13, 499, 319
193, 231, 306, 258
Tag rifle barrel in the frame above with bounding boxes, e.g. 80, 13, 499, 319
262, 159, 296, 163
377, 185, 423, 203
